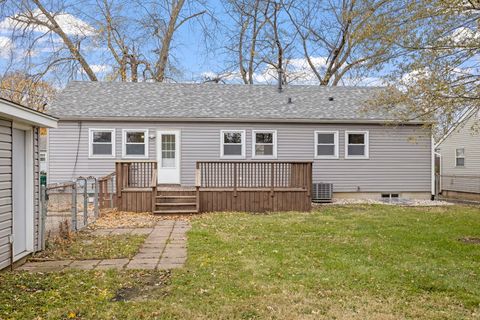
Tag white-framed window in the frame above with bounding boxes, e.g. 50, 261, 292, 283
455, 148, 465, 167
220, 130, 245, 158
345, 131, 369, 159
89, 128, 115, 158
122, 129, 149, 158
252, 130, 277, 158
314, 131, 339, 159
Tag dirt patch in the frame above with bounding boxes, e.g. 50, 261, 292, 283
459, 237, 480, 244
112, 271, 171, 302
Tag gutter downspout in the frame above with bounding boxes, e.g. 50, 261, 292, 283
434, 151, 442, 197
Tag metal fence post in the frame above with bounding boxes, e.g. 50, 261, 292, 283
93, 177, 99, 219
71, 182, 77, 231
82, 178, 88, 226
40, 185, 47, 250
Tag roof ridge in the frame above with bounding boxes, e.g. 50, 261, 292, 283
66, 80, 385, 90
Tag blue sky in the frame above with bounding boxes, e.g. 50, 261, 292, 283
0, 0, 389, 86
0, 0, 237, 83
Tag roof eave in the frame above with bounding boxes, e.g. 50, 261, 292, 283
0, 99, 58, 128
53, 116, 431, 125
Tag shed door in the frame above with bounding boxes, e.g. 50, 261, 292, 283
156, 130, 181, 184
12, 128, 27, 256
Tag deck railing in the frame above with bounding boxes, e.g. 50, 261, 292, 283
196, 161, 312, 191
115, 160, 157, 191
98, 172, 115, 209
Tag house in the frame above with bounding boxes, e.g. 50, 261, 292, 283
0, 98, 57, 270
436, 109, 480, 201
46, 81, 434, 213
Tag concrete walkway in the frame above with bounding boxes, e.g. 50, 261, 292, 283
16, 220, 190, 272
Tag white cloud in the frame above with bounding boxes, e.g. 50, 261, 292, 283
90, 64, 111, 73
0, 9, 95, 37
0, 36, 13, 58
202, 56, 382, 86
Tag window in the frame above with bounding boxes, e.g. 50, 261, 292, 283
455, 148, 465, 167
221, 130, 245, 158
89, 129, 115, 158
253, 130, 277, 158
345, 131, 369, 159
314, 131, 338, 158
122, 129, 148, 158
161, 134, 176, 168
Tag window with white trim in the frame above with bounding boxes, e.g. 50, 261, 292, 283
253, 130, 277, 158
221, 130, 245, 158
345, 131, 369, 159
122, 129, 148, 158
315, 131, 338, 158
89, 129, 115, 158
455, 148, 465, 167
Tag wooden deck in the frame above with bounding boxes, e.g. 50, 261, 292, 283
105, 160, 312, 213
196, 161, 312, 212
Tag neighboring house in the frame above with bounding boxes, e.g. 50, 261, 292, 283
47, 81, 434, 201
436, 109, 480, 201
0, 98, 57, 270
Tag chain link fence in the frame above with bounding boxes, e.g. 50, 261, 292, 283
39, 174, 116, 248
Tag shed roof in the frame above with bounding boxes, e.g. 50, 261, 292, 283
0, 98, 58, 128
48, 81, 413, 124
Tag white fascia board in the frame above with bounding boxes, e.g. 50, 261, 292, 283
0, 100, 58, 128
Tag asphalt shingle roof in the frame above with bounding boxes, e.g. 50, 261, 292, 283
48, 81, 396, 122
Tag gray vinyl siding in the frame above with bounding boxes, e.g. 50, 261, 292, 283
438, 112, 480, 193
49, 121, 432, 193
0, 118, 12, 270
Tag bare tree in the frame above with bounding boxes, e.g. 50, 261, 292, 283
222, 0, 296, 84
368, 0, 480, 134
0, 0, 209, 83
284, 0, 402, 85
0, 72, 56, 110
138, 0, 208, 81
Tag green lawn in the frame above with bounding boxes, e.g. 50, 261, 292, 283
1, 205, 479, 319
33, 232, 147, 260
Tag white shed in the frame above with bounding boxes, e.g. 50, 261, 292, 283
0, 98, 57, 270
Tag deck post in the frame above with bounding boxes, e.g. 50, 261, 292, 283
233, 162, 238, 197
195, 162, 201, 212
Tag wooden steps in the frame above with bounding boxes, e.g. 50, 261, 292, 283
154, 189, 198, 214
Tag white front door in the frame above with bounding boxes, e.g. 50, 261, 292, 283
157, 130, 181, 184
12, 128, 28, 257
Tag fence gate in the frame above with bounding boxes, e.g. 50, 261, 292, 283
40, 176, 101, 249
